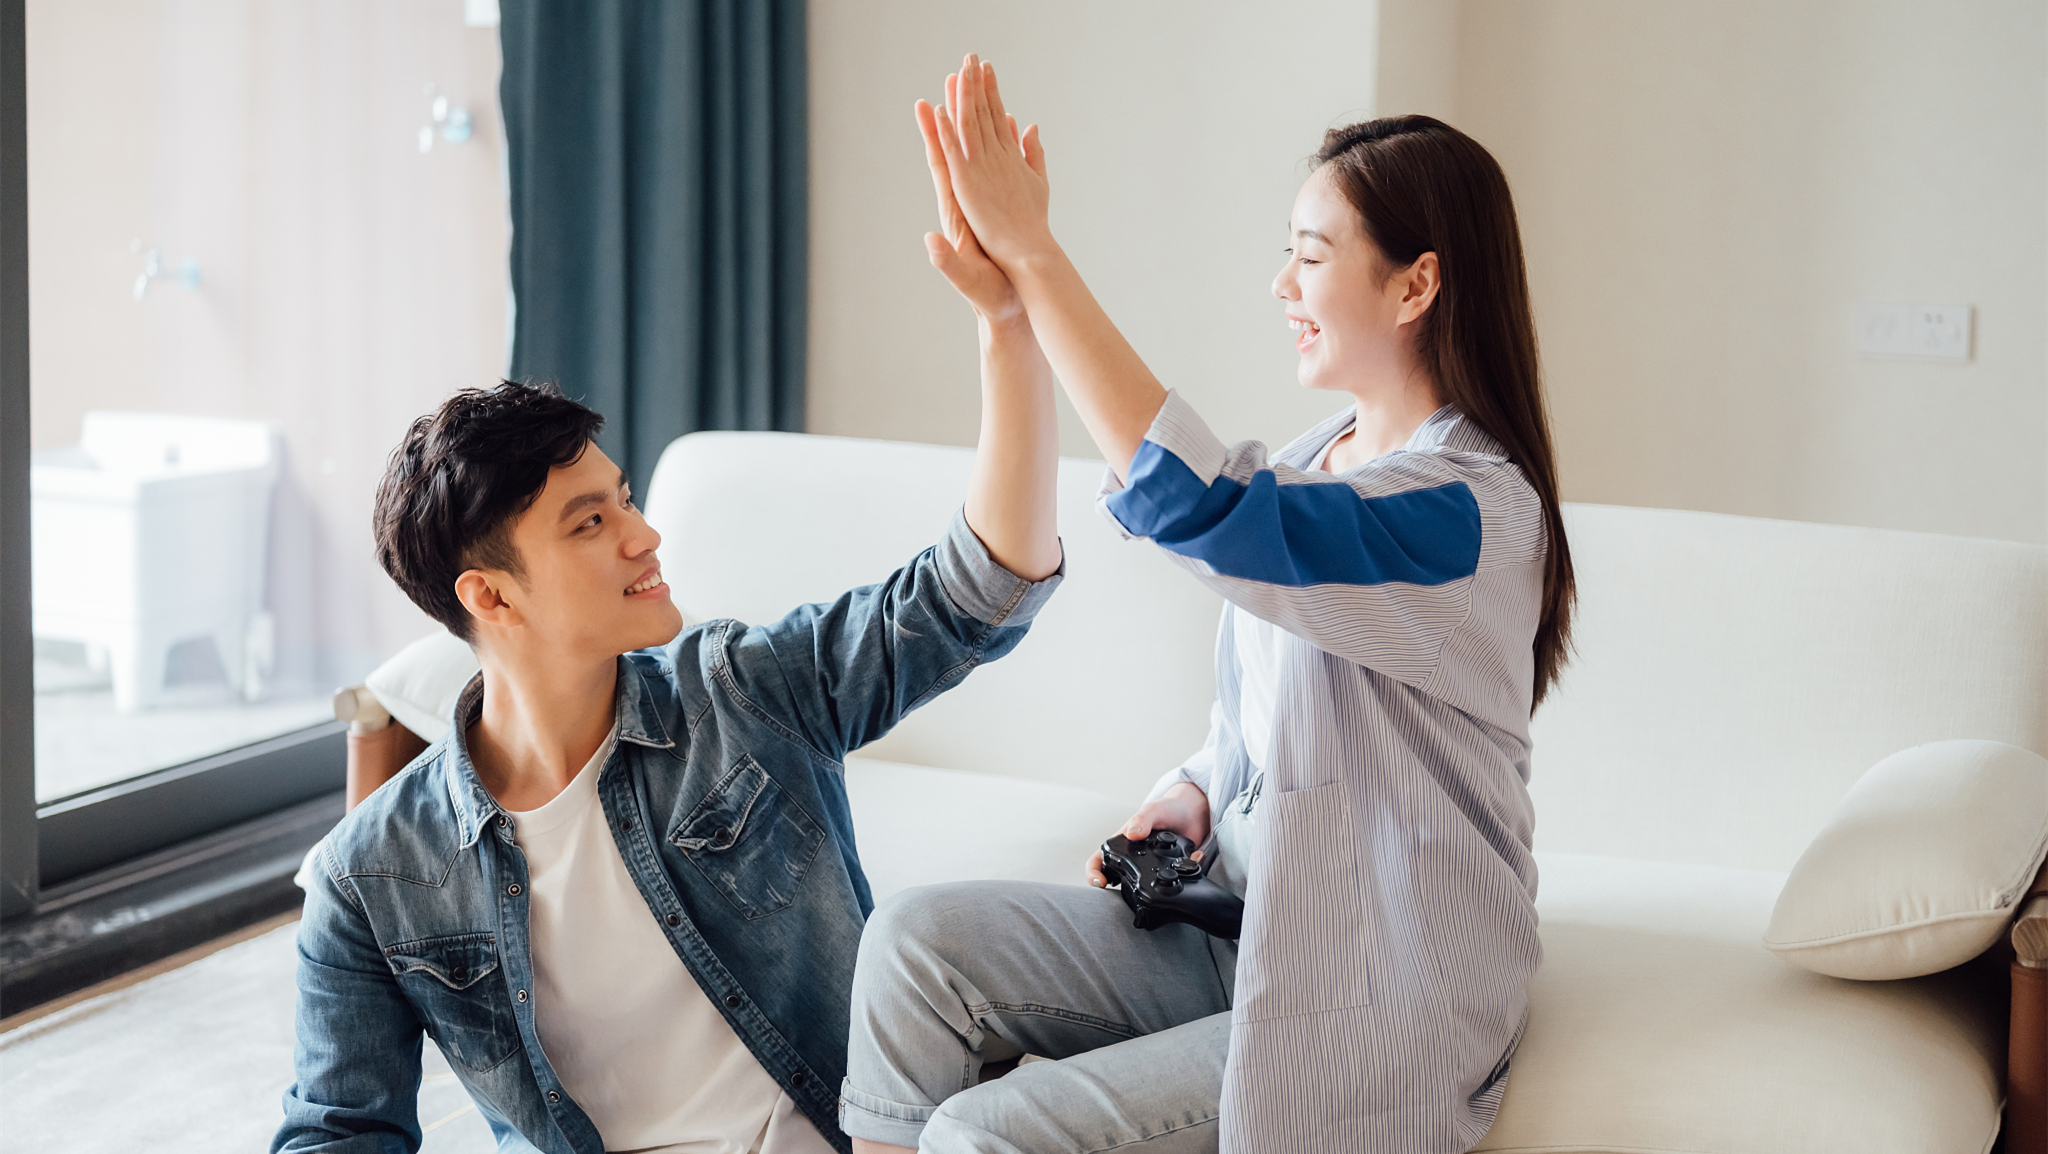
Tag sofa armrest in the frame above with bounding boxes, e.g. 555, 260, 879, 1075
2010, 861, 2048, 1154
333, 684, 428, 812
2020, 858, 2048, 967
345, 725, 427, 811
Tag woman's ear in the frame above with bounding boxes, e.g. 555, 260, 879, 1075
1395, 252, 1442, 326
454, 570, 521, 633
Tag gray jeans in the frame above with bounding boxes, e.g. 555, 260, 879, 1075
839, 881, 1237, 1153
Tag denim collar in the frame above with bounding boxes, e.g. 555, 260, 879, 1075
442, 656, 679, 849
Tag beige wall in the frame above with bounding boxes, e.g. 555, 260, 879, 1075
1382, 0, 2046, 544
806, 1, 1382, 461
37, 0, 2027, 693
28, 0, 508, 682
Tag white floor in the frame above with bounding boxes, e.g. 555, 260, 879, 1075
33, 684, 334, 802
0, 921, 496, 1153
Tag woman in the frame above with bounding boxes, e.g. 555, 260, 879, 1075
841, 57, 1574, 1154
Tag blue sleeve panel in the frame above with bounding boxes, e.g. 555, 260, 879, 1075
1106, 440, 1483, 588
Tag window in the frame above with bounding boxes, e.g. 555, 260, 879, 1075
4, 0, 506, 914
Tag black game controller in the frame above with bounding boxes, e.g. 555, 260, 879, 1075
1099, 829, 1244, 940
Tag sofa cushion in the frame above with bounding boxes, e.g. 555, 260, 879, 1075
363, 629, 476, 743
841, 757, 1134, 903
1476, 852, 2003, 1154
843, 773, 2005, 1151
643, 431, 1220, 807
1764, 740, 2048, 980
1527, 504, 2046, 875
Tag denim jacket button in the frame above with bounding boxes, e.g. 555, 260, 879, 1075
507, 883, 522, 896
665, 913, 681, 927
790, 1071, 807, 1087
724, 993, 741, 1008
713, 826, 732, 845
621, 818, 634, 831
517, 989, 528, 1003
547, 1090, 561, 1104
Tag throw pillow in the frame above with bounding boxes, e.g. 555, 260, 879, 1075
1765, 739, 2048, 980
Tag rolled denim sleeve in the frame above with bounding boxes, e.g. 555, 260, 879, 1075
929, 507, 1062, 627
273, 850, 426, 1153
714, 507, 1063, 760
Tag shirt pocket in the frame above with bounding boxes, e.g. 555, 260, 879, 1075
1233, 781, 1375, 1022
671, 754, 827, 920
386, 932, 520, 1073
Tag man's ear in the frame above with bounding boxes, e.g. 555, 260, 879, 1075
1395, 251, 1441, 326
454, 570, 523, 632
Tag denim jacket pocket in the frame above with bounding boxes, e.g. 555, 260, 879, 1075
386, 932, 519, 1073
671, 754, 826, 920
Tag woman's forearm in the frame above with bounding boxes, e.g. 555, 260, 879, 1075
1004, 245, 1169, 483
963, 314, 1063, 581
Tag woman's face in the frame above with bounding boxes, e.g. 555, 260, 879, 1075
1271, 167, 1436, 395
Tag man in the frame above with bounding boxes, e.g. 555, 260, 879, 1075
275, 331, 1059, 1148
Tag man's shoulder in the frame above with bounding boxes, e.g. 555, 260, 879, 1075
318, 744, 467, 885
630, 627, 727, 707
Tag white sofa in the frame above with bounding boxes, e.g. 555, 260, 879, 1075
362, 429, 2047, 1153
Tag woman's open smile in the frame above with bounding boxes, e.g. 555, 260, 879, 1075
1288, 313, 1321, 353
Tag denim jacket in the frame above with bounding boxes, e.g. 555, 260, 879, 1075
275, 512, 1061, 1154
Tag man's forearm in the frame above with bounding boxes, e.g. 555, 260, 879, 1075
962, 313, 1062, 581
1007, 243, 1170, 481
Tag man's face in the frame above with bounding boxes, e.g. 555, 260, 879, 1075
484, 443, 682, 660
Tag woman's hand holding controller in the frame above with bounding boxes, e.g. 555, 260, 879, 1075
1085, 781, 1212, 888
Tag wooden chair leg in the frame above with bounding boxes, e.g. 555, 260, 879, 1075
2009, 863, 2048, 1154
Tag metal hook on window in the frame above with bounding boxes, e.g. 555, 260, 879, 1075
418, 82, 473, 154
131, 239, 201, 302
131, 239, 158, 301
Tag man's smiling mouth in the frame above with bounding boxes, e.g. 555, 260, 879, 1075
625, 569, 664, 595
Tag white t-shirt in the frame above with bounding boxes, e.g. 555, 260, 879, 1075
507, 726, 834, 1154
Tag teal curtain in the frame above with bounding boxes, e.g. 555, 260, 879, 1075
500, 0, 807, 495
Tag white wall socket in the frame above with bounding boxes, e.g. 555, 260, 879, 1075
1854, 303, 1973, 360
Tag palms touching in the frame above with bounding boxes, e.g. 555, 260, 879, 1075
919, 54, 1171, 477
918, 59, 1051, 273
911, 64, 1045, 322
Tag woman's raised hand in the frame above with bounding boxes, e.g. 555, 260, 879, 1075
924, 51, 1166, 479
928, 55, 1050, 271
913, 97, 1022, 322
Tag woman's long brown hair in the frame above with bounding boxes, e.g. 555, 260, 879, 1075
1314, 116, 1575, 708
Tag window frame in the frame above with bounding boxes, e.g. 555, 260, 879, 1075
34, 725, 347, 890
0, 0, 343, 922
1, 0, 32, 923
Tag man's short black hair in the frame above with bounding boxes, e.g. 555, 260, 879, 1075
374, 381, 605, 642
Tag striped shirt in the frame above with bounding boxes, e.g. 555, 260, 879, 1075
1099, 390, 1545, 1154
